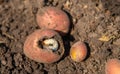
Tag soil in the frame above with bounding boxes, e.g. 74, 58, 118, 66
0, 0, 120, 74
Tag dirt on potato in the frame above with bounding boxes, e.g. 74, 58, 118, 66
0, 0, 120, 74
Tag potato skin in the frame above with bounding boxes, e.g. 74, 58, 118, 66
36, 7, 70, 36
23, 29, 64, 63
70, 41, 87, 62
105, 59, 120, 74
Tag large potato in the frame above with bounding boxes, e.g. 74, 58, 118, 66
36, 7, 70, 36
24, 29, 64, 63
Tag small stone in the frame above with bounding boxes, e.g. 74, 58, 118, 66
0, 0, 4, 4
1, 60, 7, 65
113, 38, 120, 46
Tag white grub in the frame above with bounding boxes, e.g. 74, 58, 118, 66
43, 38, 59, 51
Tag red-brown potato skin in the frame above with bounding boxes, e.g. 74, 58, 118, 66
70, 41, 87, 62
36, 7, 70, 36
105, 59, 120, 74
24, 29, 64, 63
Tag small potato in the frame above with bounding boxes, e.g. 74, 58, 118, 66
105, 59, 120, 74
36, 7, 70, 36
70, 41, 87, 62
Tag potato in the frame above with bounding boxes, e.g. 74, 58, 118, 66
24, 29, 64, 63
36, 7, 70, 36
105, 59, 120, 74
70, 41, 87, 62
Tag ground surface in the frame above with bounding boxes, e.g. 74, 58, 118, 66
0, 0, 120, 74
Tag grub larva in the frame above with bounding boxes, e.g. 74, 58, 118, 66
43, 38, 59, 51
